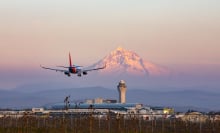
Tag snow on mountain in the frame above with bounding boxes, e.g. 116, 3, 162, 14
90, 47, 169, 77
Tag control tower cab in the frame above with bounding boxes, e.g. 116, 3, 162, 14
117, 80, 127, 104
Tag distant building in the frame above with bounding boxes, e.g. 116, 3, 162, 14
94, 98, 103, 104
118, 80, 127, 103
103, 99, 117, 103
50, 103, 142, 112
32, 108, 44, 113
86, 98, 117, 104
163, 107, 174, 114
151, 107, 164, 114
86, 99, 93, 104
181, 112, 208, 123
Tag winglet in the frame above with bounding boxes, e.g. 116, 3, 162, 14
100, 63, 107, 69
40, 65, 46, 69
103, 63, 107, 69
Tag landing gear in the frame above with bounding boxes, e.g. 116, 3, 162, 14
64, 72, 71, 77
83, 71, 88, 75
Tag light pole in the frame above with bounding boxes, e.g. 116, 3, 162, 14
64, 95, 70, 111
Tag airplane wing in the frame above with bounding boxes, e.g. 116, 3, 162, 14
40, 65, 67, 72
83, 64, 106, 72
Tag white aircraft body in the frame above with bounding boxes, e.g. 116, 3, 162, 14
41, 53, 106, 77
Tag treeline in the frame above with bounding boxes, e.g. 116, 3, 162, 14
0, 115, 220, 133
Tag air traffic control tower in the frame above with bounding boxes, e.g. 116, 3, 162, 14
117, 80, 127, 104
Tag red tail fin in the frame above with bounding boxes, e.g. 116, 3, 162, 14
69, 52, 72, 67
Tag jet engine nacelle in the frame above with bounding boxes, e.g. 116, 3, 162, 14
83, 71, 87, 75
64, 72, 71, 77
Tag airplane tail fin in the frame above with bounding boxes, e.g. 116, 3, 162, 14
69, 52, 72, 67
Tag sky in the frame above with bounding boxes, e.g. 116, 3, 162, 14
0, 0, 220, 90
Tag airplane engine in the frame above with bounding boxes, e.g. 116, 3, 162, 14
64, 72, 70, 77
83, 71, 87, 75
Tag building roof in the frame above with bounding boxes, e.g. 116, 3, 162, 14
47, 103, 140, 111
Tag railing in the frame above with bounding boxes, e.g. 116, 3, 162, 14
0, 113, 220, 133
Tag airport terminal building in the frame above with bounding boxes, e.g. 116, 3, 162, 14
46, 80, 143, 113
42, 80, 173, 116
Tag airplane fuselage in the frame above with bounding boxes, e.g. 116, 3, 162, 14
68, 67, 83, 76
69, 67, 77, 73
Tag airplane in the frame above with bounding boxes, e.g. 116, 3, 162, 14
41, 53, 106, 77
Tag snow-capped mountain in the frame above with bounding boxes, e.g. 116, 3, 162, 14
90, 47, 169, 77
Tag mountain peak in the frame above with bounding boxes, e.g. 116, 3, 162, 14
110, 46, 131, 55
116, 46, 124, 51
91, 47, 170, 77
